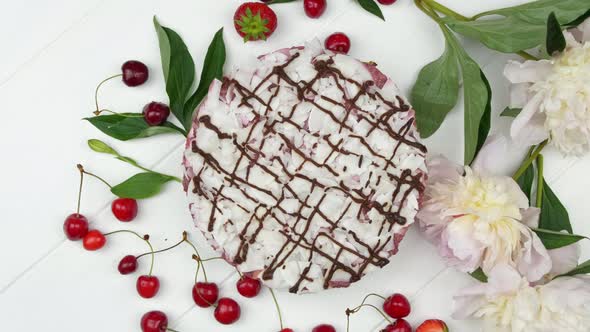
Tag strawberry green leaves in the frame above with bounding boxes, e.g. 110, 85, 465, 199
111, 172, 177, 199
411, 30, 460, 138
154, 17, 226, 131
412, 25, 490, 164
546, 12, 566, 55
85, 113, 184, 141
357, 0, 385, 21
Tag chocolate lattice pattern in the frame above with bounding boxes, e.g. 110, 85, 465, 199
184, 47, 427, 293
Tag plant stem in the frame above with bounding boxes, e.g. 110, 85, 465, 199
415, 0, 442, 23
94, 74, 122, 113
513, 140, 548, 180
346, 293, 390, 332
76, 164, 84, 214
167, 328, 181, 332
269, 288, 284, 330
536, 154, 544, 208
422, 0, 470, 21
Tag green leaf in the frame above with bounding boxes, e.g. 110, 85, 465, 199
475, 0, 590, 25
559, 259, 590, 277
546, 12, 566, 55
474, 70, 492, 162
87, 139, 117, 155
446, 32, 490, 165
411, 29, 460, 138
445, 16, 547, 53
470, 268, 488, 282
153, 17, 171, 82
85, 114, 182, 141
357, 0, 385, 20
184, 28, 226, 125
111, 172, 175, 199
501, 107, 522, 117
154, 17, 196, 130
533, 228, 588, 249
566, 9, 590, 27
516, 163, 535, 200
540, 179, 573, 233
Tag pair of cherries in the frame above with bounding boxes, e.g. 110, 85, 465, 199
191, 275, 263, 326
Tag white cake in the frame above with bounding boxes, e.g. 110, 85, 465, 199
183, 40, 427, 293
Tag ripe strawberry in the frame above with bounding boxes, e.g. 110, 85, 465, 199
234, 2, 278, 42
416, 319, 448, 332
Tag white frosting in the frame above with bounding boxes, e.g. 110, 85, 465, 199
184, 39, 427, 293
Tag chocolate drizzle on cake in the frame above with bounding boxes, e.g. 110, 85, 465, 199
188, 50, 426, 293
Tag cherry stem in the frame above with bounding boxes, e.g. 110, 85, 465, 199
77, 164, 112, 189
137, 231, 187, 260
269, 288, 284, 330
76, 164, 84, 215
513, 140, 548, 180
166, 329, 180, 332
345, 293, 391, 332
94, 74, 122, 114
536, 154, 544, 208
103, 230, 154, 275
93, 109, 144, 117
185, 236, 208, 283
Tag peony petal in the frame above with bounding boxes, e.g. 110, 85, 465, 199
510, 92, 550, 146
578, 17, 590, 42
504, 60, 553, 84
425, 154, 463, 185
547, 242, 581, 277
510, 82, 533, 108
444, 218, 485, 273
520, 207, 540, 228
516, 225, 552, 282
472, 134, 530, 177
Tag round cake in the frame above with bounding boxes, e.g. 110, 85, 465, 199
183, 40, 427, 293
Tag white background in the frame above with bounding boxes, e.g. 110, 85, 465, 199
1, 0, 588, 331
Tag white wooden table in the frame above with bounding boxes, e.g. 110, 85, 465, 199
1, 0, 588, 331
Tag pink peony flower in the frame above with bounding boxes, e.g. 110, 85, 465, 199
417, 154, 552, 282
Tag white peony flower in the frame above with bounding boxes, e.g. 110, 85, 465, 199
453, 264, 590, 332
417, 155, 552, 281
504, 17, 590, 155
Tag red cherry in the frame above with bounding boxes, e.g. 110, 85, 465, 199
416, 319, 448, 332
118, 255, 138, 275
236, 276, 262, 298
214, 297, 241, 325
121, 60, 149, 87
325, 32, 351, 54
281, 329, 295, 332
313, 324, 336, 332
192, 282, 219, 308
304, 0, 327, 18
382, 319, 412, 332
111, 198, 138, 222
83, 230, 106, 251
383, 293, 411, 319
63, 213, 89, 240
137, 275, 160, 298
142, 102, 171, 126
140, 310, 168, 332
378, 0, 397, 4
